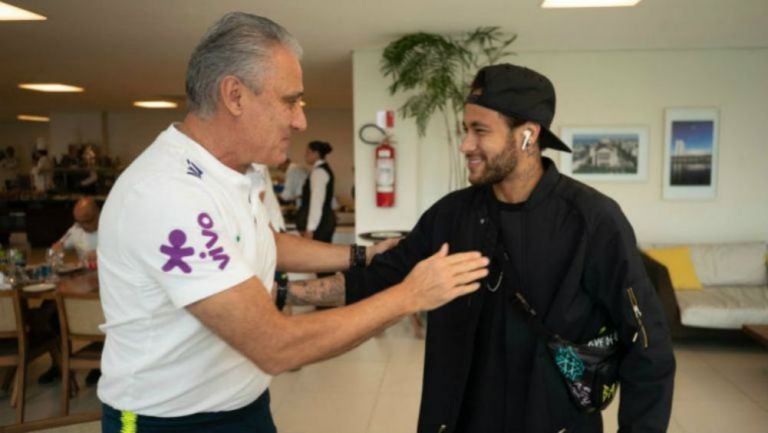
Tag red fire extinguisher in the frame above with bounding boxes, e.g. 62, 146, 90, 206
375, 139, 395, 207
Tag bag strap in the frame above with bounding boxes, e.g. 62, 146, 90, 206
491, 240, 571, 345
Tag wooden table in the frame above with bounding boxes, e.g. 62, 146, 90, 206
20, 270, 99, 301
742, 324, 768, 348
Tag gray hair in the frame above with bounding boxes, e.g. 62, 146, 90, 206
185, 12, 303, 117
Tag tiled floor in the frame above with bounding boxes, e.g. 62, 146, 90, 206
2, 319, 767, 433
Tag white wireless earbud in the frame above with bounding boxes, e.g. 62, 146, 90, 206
522, 130, 532, 150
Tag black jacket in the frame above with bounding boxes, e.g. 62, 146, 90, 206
345, 158, 675, 433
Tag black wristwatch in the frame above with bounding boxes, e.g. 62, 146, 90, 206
350, 244, 367, 268
275, 275, 289, 311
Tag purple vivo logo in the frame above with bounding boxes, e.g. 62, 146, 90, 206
160, 230, 194, 273
197, 213, 230, 270
159, 212, 231, 273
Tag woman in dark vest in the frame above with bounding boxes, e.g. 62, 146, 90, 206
296, 141, 336, 263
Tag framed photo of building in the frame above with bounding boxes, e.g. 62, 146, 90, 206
663, 108, 719, 200
559, 126, 649, 182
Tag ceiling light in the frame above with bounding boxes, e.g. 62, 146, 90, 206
17, 114, 50, 122
18, 83, 84, 92
542, 0, 642, 8
133, 100, 179, 109
0, 1, 46, 20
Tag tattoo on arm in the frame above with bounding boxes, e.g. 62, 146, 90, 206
287, 274, 346, 307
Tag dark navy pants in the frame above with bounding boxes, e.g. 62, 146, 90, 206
101, 390, 277, 433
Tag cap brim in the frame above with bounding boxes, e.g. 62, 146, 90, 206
539, 128, 571, 153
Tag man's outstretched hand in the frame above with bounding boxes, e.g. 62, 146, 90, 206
395, 243, 488, 313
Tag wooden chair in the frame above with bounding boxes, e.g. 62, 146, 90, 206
56, 291, 104, 416
0, 289, 26, 424
0, 289, 56, 424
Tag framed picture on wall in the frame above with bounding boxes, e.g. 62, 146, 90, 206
663, 108, 719, 200
559, 126, 649, 181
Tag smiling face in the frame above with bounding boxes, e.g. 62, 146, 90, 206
236, 44, 307, 167
460, 103, 523, 186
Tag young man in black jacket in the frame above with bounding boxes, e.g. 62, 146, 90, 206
287, 64, 675, 433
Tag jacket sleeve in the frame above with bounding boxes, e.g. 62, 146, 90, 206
344, 207, 436, 304
584, 201, 676, 433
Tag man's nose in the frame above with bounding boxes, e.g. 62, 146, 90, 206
459, 134, 475, 154
292, 106, 307, 131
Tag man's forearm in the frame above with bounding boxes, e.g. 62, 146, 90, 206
274, 231, 349, 273
287, 274, 346, 307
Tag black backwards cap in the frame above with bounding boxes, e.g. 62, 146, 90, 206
466, 64, 571, 153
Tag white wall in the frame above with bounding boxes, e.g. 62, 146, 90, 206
353, 52, 424, 239
353, 48, 768, 244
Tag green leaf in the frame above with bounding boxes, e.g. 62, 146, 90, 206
380, 26, 517, 170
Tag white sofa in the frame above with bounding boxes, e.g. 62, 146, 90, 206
675, 242, 768, 329
641, 242, 768, 338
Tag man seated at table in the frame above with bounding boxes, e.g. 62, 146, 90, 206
52, 196, 99, 266
38, 196, 101, 385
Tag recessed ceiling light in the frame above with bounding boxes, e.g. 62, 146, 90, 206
18, 83, 84, 92
542, 0, 642, 8
0, 1, 46, 20
133, 100, 179, 109
17, 114, 50, 122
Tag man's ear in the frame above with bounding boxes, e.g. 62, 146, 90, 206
524, 122, 542, 146
219, 75, 245, 116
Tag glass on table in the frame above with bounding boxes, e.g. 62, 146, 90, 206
47, 248, 64, 270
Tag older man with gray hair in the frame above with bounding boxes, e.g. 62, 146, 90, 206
97, 12, 488, 433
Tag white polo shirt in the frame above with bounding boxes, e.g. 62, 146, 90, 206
59, 224, 98, 259
97, 124, 276, 416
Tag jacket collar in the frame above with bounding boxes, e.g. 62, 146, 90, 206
476, 156, 560, 214
524, 156, 560, 209
471, 156, 560, 251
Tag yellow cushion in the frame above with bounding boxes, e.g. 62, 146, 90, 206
644, 246, 703, 290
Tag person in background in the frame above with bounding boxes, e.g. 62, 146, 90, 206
38, 196, 102, 385
0, 146, 19, 191
296, 140, 336, 278
60, 144, 82, 168
0, 148, 9, 191
79, 145, 99, 194
30, 148, 54, 193
296, 141, 335, 240
52, 196, 100, 266
277, 157, 308, 206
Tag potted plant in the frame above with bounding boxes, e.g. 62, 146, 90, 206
381, 27, 517, 190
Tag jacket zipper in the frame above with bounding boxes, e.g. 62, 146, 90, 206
626, 287, 648, 348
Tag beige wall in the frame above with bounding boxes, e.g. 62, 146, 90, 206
16, 110, 185, 167
353, 47, 768, 244
49, 111, 104, 157
2, 108, 355, 203
106, 110, 185, 164
0, 121, 49, 171
287, 108, 355, 204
